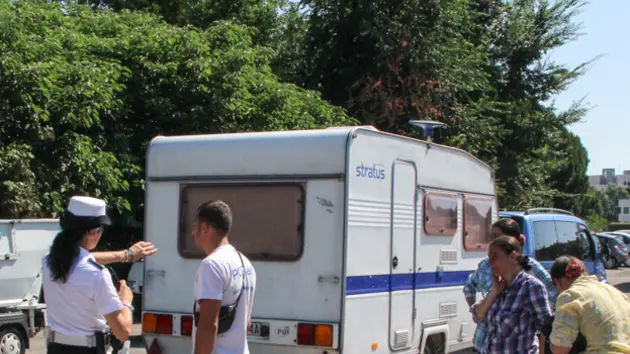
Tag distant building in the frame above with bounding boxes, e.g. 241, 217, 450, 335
588, 168, 630, 190
619, 199, 630, 222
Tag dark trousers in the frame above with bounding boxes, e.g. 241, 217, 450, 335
47, 342, 98, 354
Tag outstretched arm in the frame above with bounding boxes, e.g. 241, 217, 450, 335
92, 241, 158, 265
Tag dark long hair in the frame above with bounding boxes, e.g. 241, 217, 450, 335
46, 228, 91, 283
490, 235, 532, 271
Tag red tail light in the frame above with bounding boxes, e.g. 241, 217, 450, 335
181, 315, 193, 336
156, 314, 173, 334
297, 323, 315, 345
147, 338, 162, 354
297, 323, 334, 347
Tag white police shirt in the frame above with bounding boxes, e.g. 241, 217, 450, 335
42, 247, 123, 335
192, 244, 256, 354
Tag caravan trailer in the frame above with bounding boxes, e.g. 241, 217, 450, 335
140, 126, 498, 354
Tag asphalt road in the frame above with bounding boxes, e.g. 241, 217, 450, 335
25, 267, 630, 353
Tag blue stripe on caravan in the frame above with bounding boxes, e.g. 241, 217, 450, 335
346, 270, 474, 295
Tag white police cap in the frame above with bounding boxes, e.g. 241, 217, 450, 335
60, 196, 112, 230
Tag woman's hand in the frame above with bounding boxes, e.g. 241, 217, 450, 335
117, 280, 134, 304
128, 241, 158, 262
472, 275, 504, 321
491, 273, 506, 295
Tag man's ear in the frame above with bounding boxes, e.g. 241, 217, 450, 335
199, 221, 207, 234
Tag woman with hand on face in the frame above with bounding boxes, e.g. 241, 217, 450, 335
464, 218, 556, 353
471, 236, 554, 354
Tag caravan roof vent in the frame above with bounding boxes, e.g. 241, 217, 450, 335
409, 120, 445, 142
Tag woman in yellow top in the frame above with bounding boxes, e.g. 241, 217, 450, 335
549, 256, 630, 354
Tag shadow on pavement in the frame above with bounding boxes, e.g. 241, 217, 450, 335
130, 335, 145, 348
615, 282, 630, 293
130, 317, 144, 349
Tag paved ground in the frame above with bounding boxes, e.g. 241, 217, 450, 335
26, 267, 630, 353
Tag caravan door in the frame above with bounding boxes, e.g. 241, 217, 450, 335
388, 160, 417, 351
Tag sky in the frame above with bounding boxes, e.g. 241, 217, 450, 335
551, 0, 629, 176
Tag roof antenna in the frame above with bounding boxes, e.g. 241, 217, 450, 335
408, 120, 446, 143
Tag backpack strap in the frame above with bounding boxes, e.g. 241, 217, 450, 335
233, 250, 246, 305
193, 249, 247, 317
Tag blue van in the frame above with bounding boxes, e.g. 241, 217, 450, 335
499, 208, 608, 283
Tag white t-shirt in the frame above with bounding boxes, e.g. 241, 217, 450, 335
192, 244, 256, 354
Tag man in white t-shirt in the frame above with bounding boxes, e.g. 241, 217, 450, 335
191, 200, 256, 354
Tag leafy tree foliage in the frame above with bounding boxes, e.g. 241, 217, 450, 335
0, 0, 355, 221
596, 185, 630, 222
300, 0, 594, 210
0, 0, 608, 236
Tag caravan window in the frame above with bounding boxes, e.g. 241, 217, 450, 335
178, 183, 305, 261
463, 197, 493, 251
424, 192, 458, 236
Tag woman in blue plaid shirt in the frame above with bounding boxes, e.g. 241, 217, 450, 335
471, 236, 554, 354
465, 219, 556, 353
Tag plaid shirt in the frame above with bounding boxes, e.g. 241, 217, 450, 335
472, 271, 553, 354
464, 257, 557, 352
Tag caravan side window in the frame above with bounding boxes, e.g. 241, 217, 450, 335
463, 197, 493, 251
424, 192, 458, 236
178, 183, 305, 261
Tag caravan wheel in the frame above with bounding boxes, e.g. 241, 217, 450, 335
0, 327, 25, 354
423, 334, 446, 354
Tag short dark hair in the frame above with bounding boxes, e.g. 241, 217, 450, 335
492, 218, 521, 238
196, 200, 232, 236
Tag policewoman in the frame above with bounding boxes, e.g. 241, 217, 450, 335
42, 196, 134, 354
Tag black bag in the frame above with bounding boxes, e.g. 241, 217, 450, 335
541, 317, 587, 354
193, 250, 246, 334
104, 265, 126, 353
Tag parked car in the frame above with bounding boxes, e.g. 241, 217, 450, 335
499, 208, 608, 282
594, 233, 629, 269
601, 232, 630, 267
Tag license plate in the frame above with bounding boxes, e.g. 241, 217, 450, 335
247, 321, 270, 339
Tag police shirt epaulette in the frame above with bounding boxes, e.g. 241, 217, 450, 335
88, 258, 105, 269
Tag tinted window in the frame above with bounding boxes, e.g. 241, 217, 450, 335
178, 183, 305, 261
555, 221, 583, 260
576, 225, 595, 261
463, 197, 493, 251
533, 220, 558, 261
424, 192, 458, 236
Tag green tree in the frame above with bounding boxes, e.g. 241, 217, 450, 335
548, 128, 590, 213
299, 0, 594, 209
0, 0, 355, 222
598, 185, 630, 222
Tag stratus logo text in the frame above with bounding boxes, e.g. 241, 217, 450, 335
355, 163, 386, 180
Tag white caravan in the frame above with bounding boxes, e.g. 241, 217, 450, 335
141, 126, 498, 354
0, 219, 59, 353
